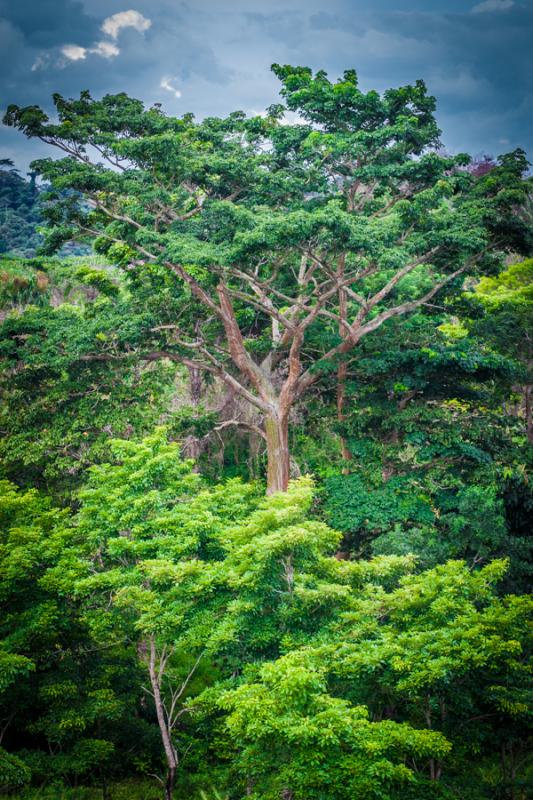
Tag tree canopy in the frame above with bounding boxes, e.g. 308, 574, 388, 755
4, 65, 531, 492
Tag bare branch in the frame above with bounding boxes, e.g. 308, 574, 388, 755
212, 419, 267, 440
216, 282, 273, 404
167, 651, 205, 731
365, 247, 440, 313
296, 260, 471, 395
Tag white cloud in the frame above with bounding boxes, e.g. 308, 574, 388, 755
101, 10, 152, 40
160, 77, 182, 98
472, 0, 514, 13
247, 108, 303, 126
52, 9, 147, 70
57, 41, 119, 66
61, 44, 87, 61
31, 54, 51, 72
90, 41, 120, 58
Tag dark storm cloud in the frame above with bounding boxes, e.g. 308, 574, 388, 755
0, 0, 99, 47
317, 1, 533, 156
1, 0, 532, 170
0, 0, 99, 110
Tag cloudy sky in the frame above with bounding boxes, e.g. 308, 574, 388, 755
1, 0, 532, 171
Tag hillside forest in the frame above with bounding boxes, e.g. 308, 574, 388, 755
0, 65, 532, 800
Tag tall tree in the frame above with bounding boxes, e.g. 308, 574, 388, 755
5, 67, 531, 492
65, 433, 258, 799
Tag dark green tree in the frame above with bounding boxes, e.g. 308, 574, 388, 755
0, 159, 42, 256
472, 259, 533, 442
0, 479, 161, 795
313, 308, 533, 589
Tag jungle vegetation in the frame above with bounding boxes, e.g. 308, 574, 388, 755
0, 65, 532, 800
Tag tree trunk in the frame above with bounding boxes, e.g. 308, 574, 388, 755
264, 407, 290, 494
525, 383, 533, 444
337, 358, 352, 468
148, 637, 178, 800
165, 768, 176, 800
100, 775, 109, 800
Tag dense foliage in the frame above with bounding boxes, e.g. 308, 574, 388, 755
0, 254, 178, 495
0, 160, 42, 257
0, 64, 532, 799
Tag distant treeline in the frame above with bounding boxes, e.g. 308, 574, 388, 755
0, 160, 89, 257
